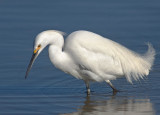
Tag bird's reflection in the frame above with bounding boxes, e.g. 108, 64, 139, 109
62, 95, 155, 115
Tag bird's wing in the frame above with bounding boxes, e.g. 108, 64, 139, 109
65, 31, 124, 80
65, 31, 155, 82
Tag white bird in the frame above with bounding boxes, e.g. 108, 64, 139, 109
25, 30, 155, 95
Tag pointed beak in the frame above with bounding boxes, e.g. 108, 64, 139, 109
25, 46, 41, 79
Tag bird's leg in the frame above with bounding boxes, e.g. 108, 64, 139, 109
106, 80, 119, 94
85, 81, 90, 95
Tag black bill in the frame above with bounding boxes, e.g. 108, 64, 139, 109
25, 52, 38, 79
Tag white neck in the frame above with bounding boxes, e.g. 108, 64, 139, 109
48, 33, 64, 48
48, 35, 69, 72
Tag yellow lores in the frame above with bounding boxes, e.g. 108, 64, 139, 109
34, 45, 41, 54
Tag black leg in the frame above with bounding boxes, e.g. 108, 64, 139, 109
85, 81, 90, 95
106, 80, 119, 95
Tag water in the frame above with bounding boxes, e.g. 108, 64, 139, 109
0, 0, 160, 114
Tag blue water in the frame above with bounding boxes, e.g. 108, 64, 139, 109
0, 0, 160, 114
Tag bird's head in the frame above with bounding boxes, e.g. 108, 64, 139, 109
25, 30, 65, 79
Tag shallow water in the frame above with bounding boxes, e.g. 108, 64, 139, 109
0, 0, 160, 115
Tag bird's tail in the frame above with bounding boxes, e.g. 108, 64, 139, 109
124, 43, 155, 83
143, 43, 155, 68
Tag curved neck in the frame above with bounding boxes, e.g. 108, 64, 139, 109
48, 37, 67, 71
48, 33, 64, 63
49, 33, 64, 49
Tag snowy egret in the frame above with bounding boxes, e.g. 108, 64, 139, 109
25, 30, 155, 95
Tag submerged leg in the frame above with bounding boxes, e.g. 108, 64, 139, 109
105, 80, 119, 94
85, 81, 90, 95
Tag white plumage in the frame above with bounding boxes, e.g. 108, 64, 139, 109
64, 31, 155, 83
25, 30, 155, 94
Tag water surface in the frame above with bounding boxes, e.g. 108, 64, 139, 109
0, 0, 160, 115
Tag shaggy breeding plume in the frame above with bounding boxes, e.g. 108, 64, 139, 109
25, 30, 155, 95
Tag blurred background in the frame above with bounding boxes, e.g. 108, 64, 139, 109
0, 0, 160, 114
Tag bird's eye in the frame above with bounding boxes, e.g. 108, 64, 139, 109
38, 44, 41, 47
